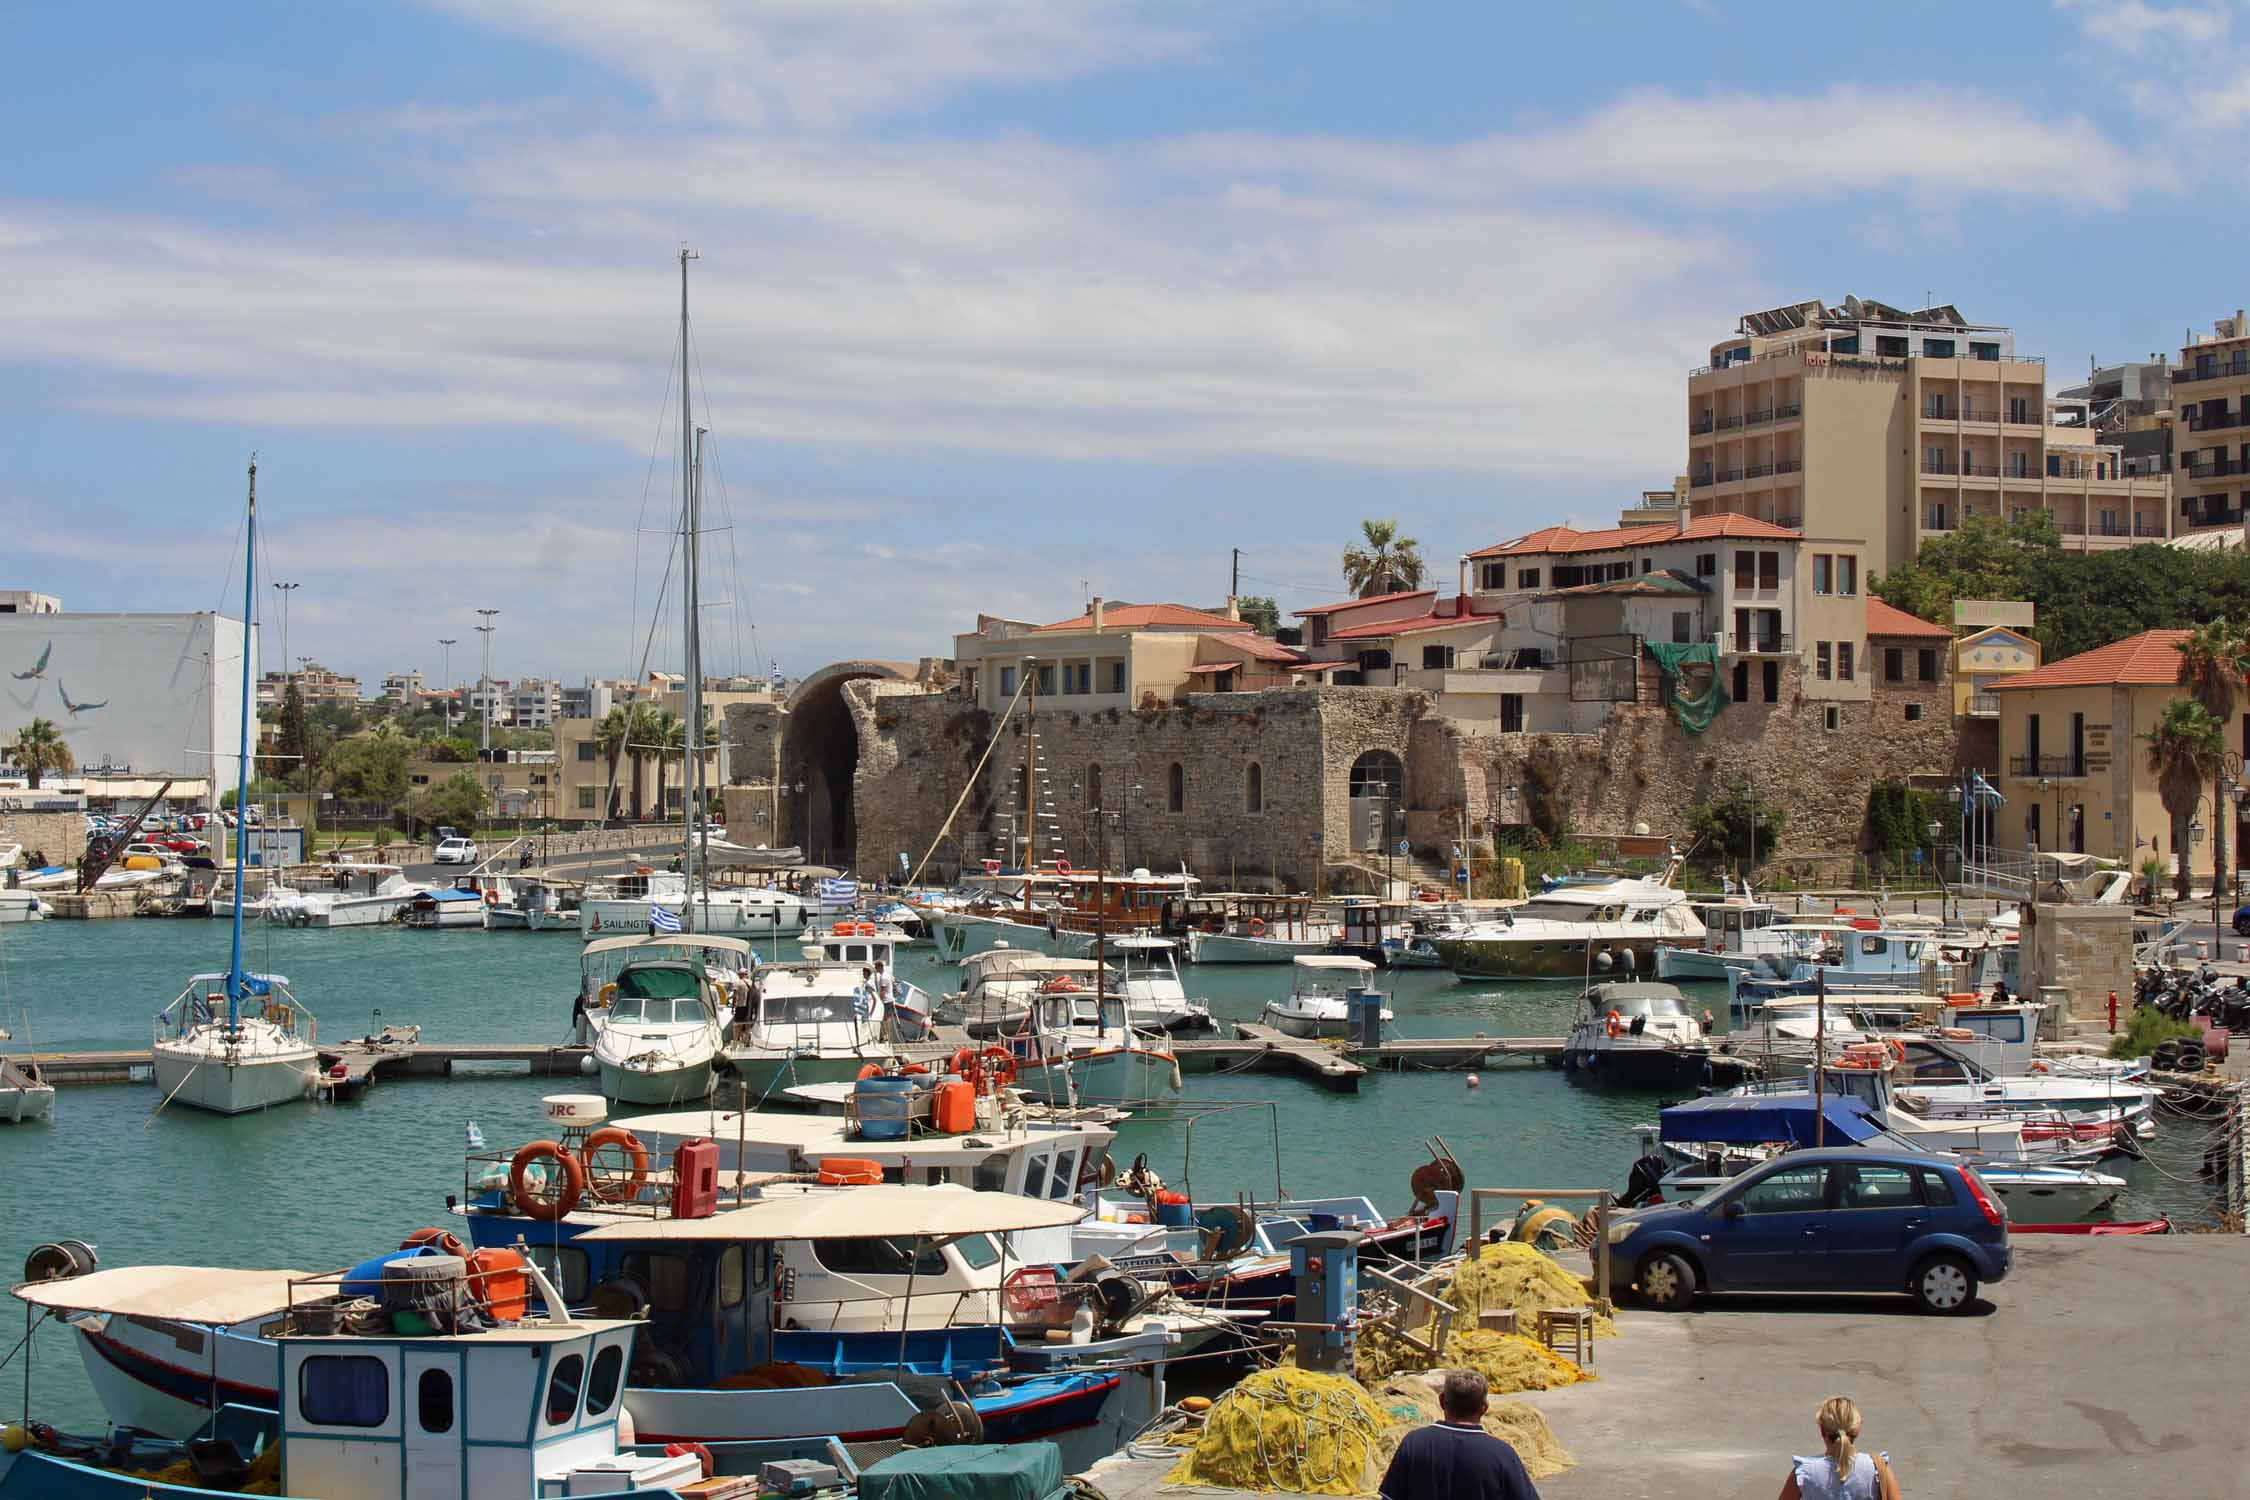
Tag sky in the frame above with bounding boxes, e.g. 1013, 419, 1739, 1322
2, 0, 2244, 688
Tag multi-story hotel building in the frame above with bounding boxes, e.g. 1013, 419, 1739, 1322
1687, 297, 2170, 575
2171, 311, 2250, 536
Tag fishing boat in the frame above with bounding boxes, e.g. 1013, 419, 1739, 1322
926, 867, 1200, 961
1261, 954, 1391, 1039
1429, 858, 1703, 980
149, 461, 321, 1118
483, 874, 581, 930
1100, 935, 1217, 1033
264, 863, 424, 927
1559, 980, 1713, 1088
399, 887, 487, 928
1729, 919, 1998, 1008
1179, 894, 1338, 964
1001, 990, 1183, 1110
575, 934, 746, 1105
1654, 896, 1791, 980
939, 947, 1206, 1038
0, 1025, 51, 1123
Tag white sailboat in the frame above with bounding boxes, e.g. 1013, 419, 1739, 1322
150, 459, 320, 1116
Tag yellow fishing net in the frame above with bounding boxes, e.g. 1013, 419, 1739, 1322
1359, 1327, 1593, 1393
131, 1441, 283, 1494
1165, 1366, 1391, 1495
1445, 1242, 1615, 1337
1370, 1375, 1575, 1480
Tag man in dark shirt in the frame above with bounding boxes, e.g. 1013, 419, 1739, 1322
1379, 1370, 1540, 1500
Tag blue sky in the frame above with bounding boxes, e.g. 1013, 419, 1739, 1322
2, 0, 2240, 685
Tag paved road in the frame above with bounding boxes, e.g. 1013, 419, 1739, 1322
397, 840, 684, 885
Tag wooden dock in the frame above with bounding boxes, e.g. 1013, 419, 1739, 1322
25, 1040, 593, 1090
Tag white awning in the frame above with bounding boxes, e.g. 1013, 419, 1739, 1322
574, 1185, 1086, 1243
1293, 955, 1376, 972
14, 1266, 312, 1323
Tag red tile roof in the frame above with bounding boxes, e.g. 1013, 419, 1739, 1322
1470, 514, 1801, 559
1205, 632, 1308, 663
1327, 612, 1498, 641
1292, 589, 1436, 617
1988, 629, 2190, 691
1035, 603, 1241, 632
1865, 598, 1954, 639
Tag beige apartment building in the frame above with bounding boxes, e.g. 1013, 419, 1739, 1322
2171, 311, 2250, 535
953, 599, 1327, 713
1688, 297, 2170, 576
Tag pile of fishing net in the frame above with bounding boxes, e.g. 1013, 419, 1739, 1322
131, 1441, 283, 1495
1444, 1241, 1615, 1338
1165, 1366, 1391, 1495
1370, 1373, 1575, 1481
715, 1360, 832, 1390
1358, 1325, 1594, 1393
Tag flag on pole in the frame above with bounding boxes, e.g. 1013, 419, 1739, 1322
1970, 771, 2006, 807
648, 903, 682, 933
818, 877, 860, 904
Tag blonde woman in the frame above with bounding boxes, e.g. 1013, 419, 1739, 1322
1778, 1397, 1899, 1500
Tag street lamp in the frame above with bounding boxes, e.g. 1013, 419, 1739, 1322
437, 638, 458, 733
272, 582, 298, 701
475, 608, 500, 753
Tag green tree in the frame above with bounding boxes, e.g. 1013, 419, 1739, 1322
323, 735, 411, 804
2175, 620, 2244, 899
1870, 511, 2060, 627
418, 734, 476, 763
1689, 783, 1788, 869
2144, 696, 2224, 901
621, 703, 662, 821
595, 706, 633, 820
7, 717, 72, 789
398, 771, 488, 835
1341, 518, 1426, 598
650, 710, 686, 821
1235, 595, 1282, 635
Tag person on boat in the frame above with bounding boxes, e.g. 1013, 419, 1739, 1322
1379, 1370, 1539, 1500
1777, 1396, 1898, 1500
870, 957, 894, 1006
1989, 976, 2011, 1005
731, 979, 757, 1045
1700, 1007, 1717, 1035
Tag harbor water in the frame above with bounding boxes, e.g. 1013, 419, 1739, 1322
0, 918, 2225, 1430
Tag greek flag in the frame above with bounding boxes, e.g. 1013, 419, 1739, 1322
1970, 770, 2006, 808
818, 877, 859, 903
648, 903, 682, 933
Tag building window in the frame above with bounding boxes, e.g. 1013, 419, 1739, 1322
1671, 612, 1692, 644
1813, 555, 1833, 594
1884, 647, 1904, 681
1838, 557, 1857, 595
300, 1356, 390, 1428
1107, 661, 1125, 694
577, 787, 597, 810
576, 741, 597, 763
1763, 660, 1779, 703
1732, 660, 1749, 701
1923, 338, 1955, 359
1735, 550, 1755, 589
1824, 705, 1841, 732
1971, 342, 2001, 362
1758, 551, 1779, 590
999, 666, 1017, 698
1245, 762, 1263, 814
1816, 642, 1832, 680
1422, 644, 1455, 669
1640, 557, 1654, 574
1168, 762, 1184, 813
1838, 643, 1855, 681
1478, 562, 1505, 590
1516, 568, 1540, 590
1494, 692, 1524, 733
1695, 552, 1716, 578
1035, 665, 1055, 695
1905, 703, 1923, 722
1918, 648, 1938, 681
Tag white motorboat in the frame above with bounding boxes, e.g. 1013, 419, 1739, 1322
0, 889, 45, 923
265, 863, 424, 927
401, 886, 489, 928
723, 957, 904, 1098
1184, 895, 1339, 964
578, 869, 808, 939
940, 948, 1202, 1039
1655, 897, 1792, 981
1103, 935, 1217, 1033
576, 933, 746, 1105
0, 1052, 52, 1123
1001, 991, 1182, 1111
1262, 954, 1391, 1039
148, 463, 321, 1118
1430, 859, 1703, 980
485, 874, 581, 930
1560, 981, 1712, 1088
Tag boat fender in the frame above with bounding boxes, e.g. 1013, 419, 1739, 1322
1245, 918, 1266, 937
899, 1062, 929, 1075
1940, 1027, 1976, 1040
817, 1157, 884, 1185
508, 1141, 585, 1221
857, 1062, 885, 1081
582, 1127, 652, 1203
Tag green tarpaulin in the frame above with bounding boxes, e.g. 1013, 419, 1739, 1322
859, 1442, 1066, 1500
1643, 640, 1729, 735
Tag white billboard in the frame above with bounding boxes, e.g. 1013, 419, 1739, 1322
0, 613, 255, 799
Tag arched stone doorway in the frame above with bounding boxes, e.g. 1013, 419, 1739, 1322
779, 661, 912, 868
1348, 749, 1405, 852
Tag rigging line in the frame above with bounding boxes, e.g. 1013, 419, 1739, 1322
688, 323, 757, 680
628, 326, 683, 680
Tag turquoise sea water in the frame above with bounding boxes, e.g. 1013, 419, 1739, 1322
0, 918, 2222, 1429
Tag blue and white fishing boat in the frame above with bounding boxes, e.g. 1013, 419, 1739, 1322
150, 461, 320, 1117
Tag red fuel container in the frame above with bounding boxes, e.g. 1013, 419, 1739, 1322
671, 1137, 720, 1219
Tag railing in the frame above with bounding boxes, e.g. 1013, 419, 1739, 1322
1962, 463, 1999, 477
1775, 458, 1803, 474
1689, 472, 1714, 488
1921, 459, 1958, 475
2002, 464, 2036, 479
2135, 519, 2168, 537
2185, 458, 2248, 479
1731, 632, 1794, 654
1745, 406, 1774, 424
2009, 754, 2086, 777
1745, 462, 1774, 479
1923, 513, 1955, 531
1774, 513, 1803, 527
1690, 415, 1714, 434
1716, 413, 1745, 430
1967, 692, 2001, 716
2055, 519, 2086, 534
2177, 357, 2250, 384
2004, 407, 2038, 425
1957, 406, 1998, 422
2184, 410, 2247, 433
2188, 508, 2245, 529
1775, 400, 1802, 420
1713, 467, 1743, 483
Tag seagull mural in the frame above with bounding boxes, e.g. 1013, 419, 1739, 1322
10, 642, 50, 681
57, 681, 107, 718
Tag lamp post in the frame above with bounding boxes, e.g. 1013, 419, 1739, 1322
272, 582, 298, 704
475, 608, 500, 752
437, 638, 457, 733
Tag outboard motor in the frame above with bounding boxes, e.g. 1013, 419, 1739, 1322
1620, 1153, 1671, 1209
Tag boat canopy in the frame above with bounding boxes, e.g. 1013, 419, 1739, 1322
574, 1184, 1087, 1243
1658, 1095, 1880, 1147
14, 1265, 312, 1323
1293, 955, 1377, 974
582, 933, 755, 960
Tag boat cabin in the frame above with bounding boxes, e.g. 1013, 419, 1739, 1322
1581, 982, 1695, 1026
1290, 953, 1377, 998
578, 934, 752, 1011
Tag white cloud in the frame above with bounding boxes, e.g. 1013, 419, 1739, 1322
2060, 0, 2250, 128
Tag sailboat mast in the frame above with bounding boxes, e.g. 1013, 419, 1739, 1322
227, 458, 257, 1025
678, 244, 699, 931
688, 426, 707, 925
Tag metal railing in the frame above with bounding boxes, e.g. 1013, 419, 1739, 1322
1775, 458, 1803, 474
2135, 519, 2168, 537
2185, 458, 2248, 479
1745, 462, 1774, 479
1744, 406, 1774, 424
1713, 467, 1743, 483
1963, 463, 2000, 477
1921, 459, 1958, 475
1774, 400, 1802, 420
2177, 357, 2250, 384
2008, 753, 2086, 777
1690, 416, 1714, 434
1967, 692, 2001, 716
1731, 632, 1794, 654
1690, 472, 1714, 488
2184, 409, 2247, 432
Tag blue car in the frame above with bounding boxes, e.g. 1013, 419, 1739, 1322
1609, 1147, 2010, 1315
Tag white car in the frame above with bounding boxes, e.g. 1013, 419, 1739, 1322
433, 837, 480, 866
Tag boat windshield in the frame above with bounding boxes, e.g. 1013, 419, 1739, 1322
609, 996, 711, 1026
764, 993, 865, 1025
1515, 899, 1612, 921
1597, 993, 1690, 1020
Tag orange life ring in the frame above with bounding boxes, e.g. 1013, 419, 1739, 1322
950, 1045, 980, 1078
1605, 1011, 1624, 1039
899, 1062, 929, 1075
508, 1141, 585, 1222
580, 1127, 652, 1203
1245, 918, 1267, 937
400, 1226, 468, 1260
484, 888, 500, 907
817, 1157, 884, 1185
857, 1062, 886, 1080
977, 1045, 1018, 1089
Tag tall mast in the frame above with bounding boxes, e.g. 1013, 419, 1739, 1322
228, 457, 257, 1025
688, 426, 707, 925
678, 244, 699, 930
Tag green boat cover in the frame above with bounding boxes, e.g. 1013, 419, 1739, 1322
857, 1442, 1065, 1500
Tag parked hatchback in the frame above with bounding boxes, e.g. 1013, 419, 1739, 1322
1609, 1148, 2010, 1315
433, 836, 480, 866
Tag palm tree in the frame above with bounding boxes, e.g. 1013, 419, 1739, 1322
650, 711, 687, 820
594, 707, 633, 820
622, 704, 662, 821
2175, 620, 2244, 897
1341, 518, 1426, 598
8, 718, 72, 789
2145, 697, 2225, 902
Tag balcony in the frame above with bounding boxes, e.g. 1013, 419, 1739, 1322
1967, 692, 2001, 717
1730, 631, 1793, 654
1962, 463, 2000, 477
1689, 472, 1714, 489
1774, 400, 1802, 420
2184, 457, 2248, 480
1745, 462, 1774, 479
1922, 458, 1959, 476
2135, 519, 2168, 537
2177, 356, 2250, 384
1744, 406, 1774, 425
1958, 405, 1999, 422
2186, 507, 2245, 530
1716, 414, 1745, 431
1690, 415, 1713, 434
2009, 754, 2086, 778
1774, 458, 1802, 475
1713, 467, 1743, 483
2184, 409, 2247, 433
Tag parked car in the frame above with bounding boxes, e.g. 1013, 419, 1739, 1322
433, 836, 480, 866
2232, 901, 2250, 937
1608, 1147, 2010, 1315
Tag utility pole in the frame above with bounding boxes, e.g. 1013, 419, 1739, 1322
1231, 547, 1240, 603
438, 638, 457, 734
476, 609, 500, 752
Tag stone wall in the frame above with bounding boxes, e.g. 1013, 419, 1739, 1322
2019, 902, 2134, 1028
1, 809, 85, 865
